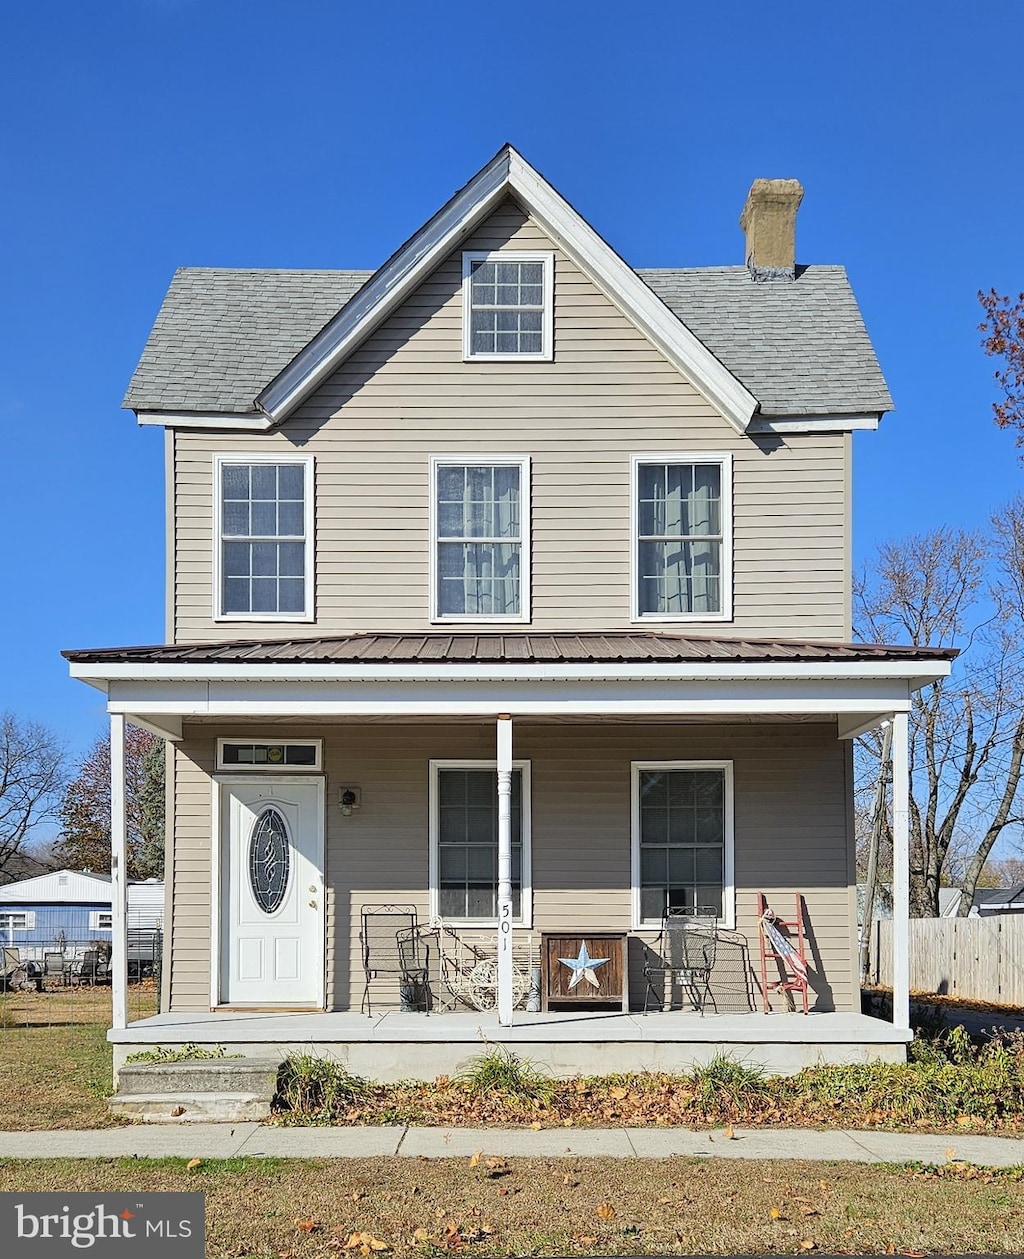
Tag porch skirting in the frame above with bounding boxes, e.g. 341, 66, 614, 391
109, 1010, 910, 1083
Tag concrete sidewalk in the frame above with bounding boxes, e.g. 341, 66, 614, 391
0, 1125, 1022, 1166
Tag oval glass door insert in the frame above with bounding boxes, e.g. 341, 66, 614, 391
248, 806, 290, 914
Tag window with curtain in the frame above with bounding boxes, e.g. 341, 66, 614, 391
636, 766, 727, 925
434, 461, 526, 618
636, 460, 726, 616
436, 768, 524, 921
218, 459, 310, 617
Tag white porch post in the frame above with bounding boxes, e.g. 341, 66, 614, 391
496, 714, 514, 1027
109, 712, 129, 1032
891, 710, 911, 1031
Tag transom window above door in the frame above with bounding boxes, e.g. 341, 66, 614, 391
632, 454, 732, 622
431, 457, 531, 622
214, 455, 314, 621
462, 252, 554, 360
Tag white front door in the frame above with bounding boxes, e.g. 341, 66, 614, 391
218, 776, 324, 1007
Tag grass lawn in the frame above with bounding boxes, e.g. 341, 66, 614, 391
1, 1155, 1022, 1255
0, 985, 158, 1130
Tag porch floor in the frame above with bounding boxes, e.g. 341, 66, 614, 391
110, 1010, 910, 1081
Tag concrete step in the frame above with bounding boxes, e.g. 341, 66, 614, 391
108, 1092, 272, 1123
109, 1058, 281, 1123
116, 1058, 281, 1097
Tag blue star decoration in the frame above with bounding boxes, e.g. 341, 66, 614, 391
558, 942, 610, 990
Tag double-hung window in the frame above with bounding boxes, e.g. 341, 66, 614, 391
214, 454, 314, 621
463, 252, 553, 360
633, 454, 731, 620
431, 457, 530, 621
632, 762, 734, 929
430, 762, 531, 925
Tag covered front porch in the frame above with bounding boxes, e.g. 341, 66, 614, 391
108, 1007, 910, 1082
64, 631, 956, 1081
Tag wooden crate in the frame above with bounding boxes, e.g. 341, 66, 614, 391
541, 932, 628, 1011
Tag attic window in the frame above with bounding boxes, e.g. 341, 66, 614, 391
463, 252, 553, 360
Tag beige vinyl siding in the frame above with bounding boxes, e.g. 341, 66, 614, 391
172, 198, 848, 642
167, 721, 854, 1015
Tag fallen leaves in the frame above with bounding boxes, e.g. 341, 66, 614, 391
342, 1231, 389, 1254
185, 1157, 202, 1171
595, 1202, 616, 1221
294, 1218, 319, 1234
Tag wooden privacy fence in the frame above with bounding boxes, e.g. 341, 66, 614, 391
873, 916, 1024, 1006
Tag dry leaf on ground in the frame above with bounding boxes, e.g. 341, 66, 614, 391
596, 1203, 616, 1221
185, 1158, 202, 1171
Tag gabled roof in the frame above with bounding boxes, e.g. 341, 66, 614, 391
124, 264, 890, 423
123, 146, 892, 433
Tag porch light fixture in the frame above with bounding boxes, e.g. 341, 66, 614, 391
340, 787, 361, 816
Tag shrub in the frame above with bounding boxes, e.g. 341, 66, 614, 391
688, 1052, 772, 1113
456, 1045, 554, 1104
276, 1054, 367, 1123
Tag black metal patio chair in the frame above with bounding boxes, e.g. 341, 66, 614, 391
359, 904, 431, 1016
643, 906, 719, 1015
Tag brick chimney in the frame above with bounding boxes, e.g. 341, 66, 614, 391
739, 178, 804, 281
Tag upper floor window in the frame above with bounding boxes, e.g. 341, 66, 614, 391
214, 454, 314, 621
462, 251, 554, 360
431, 457, 531, 622
632, 454, 732, 622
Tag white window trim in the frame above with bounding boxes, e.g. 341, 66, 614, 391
631, 760, 735, 931
0, 911, 34, 931
428, 758, 533, 928
630, 452, 733, 624
212, 452, 315, 623
215, 737, 323, 773
89, 911, 114, 931
462, 250, 554, 362
428, 455, 532, 624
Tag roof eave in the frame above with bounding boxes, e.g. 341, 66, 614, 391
134, 409, 274, 431
747, 411, 885, 435
254, 146, 758, 433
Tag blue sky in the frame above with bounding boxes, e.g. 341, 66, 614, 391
1, 0, 1022, 757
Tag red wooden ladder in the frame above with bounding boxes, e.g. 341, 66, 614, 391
757, 892, 809, 1014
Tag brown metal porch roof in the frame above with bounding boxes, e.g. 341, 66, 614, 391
63, 632, 958, 667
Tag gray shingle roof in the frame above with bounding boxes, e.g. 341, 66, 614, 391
123, 263, 892, 418
639, 267, 893, 417
64, 632, 954, 667
124, 268, 372, 413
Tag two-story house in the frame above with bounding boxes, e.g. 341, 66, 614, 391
66, 147, 952, 1084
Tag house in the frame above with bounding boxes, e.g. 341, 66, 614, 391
0, 869, 164, 962
64, 147, 954, 1082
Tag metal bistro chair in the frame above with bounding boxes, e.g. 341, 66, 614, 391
359, 904, 430, 1016
643, 906, 719, 1016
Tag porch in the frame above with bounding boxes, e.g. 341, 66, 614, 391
109, 1007, 910, 1082
63, 629, 958, 1081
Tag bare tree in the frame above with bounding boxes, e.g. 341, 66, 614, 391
0, 713, 67, 877
856, 524, 1024, 916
